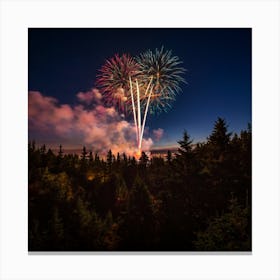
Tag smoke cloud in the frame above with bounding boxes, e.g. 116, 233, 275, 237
76, 89, 102, 105
28, 89, 162, 156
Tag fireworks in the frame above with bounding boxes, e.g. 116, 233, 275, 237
96, 54, 139, 112
136, 46, 186, 114
96, 47, 186, 156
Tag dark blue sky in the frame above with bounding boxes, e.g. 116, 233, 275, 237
29, 28, 251, 149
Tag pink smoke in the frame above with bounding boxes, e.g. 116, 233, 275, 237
28, 90, 162, 156
76, 89, 102, 105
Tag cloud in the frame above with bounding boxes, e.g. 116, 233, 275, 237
28, 90, 159, 156
28, 91, 74, 135
76, 88, 102, 105
153, 128, 164, 141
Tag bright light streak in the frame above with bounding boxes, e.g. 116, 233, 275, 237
136, 79, 141, 150
129, 76, 138, 145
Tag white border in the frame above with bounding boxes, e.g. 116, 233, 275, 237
1, 0, 279, 279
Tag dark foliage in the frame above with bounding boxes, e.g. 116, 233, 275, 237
28, 118, 251, 251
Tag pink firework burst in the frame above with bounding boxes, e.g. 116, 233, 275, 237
96, 54, 139, 113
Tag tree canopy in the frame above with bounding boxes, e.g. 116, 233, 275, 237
29, 118, 251, 251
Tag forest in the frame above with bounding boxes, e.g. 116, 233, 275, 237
28, 117, 251, 251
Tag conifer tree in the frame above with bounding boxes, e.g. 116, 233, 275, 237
88, 150, 93, 163
175, 130, 196, 176
116, 152, 121, 164
166, 150, 172, 165
107, 149, 113, 170
207, 117, 231, 158
177, 130, 193, 157
81, 146, 87, 161
58, 144, 63, 158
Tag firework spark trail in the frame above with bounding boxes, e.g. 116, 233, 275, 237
144, 76, 153, 96
129, 76, 139, 145
140, 84, 153, 150
136, 79, 141, 150
139, 76, 153, 149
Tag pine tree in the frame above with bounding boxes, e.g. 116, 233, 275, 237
116, 152, 121, 164
80, 146, 88, 173
122, 152, 127, 163
107, 149, 113, 170
81, 146, 87, 161
175, 130, 196, 175
88, 150, 93, 163
166, 150, 172, 165
58, 144, 63, 158
176, 130, 193, 157
95, 153, 100, 164
207, 117, 231, 158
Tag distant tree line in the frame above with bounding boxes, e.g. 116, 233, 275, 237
28, 117, 251, 251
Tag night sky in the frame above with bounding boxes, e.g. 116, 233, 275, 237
28, 28, 251, 153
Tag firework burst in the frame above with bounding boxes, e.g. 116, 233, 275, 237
96, 54, 139, 112
96, 47, 186, 156
136, 46, 186, 114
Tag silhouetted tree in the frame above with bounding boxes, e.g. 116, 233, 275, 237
166, 150, 172, 165
28, 117, 251, 251
177, 130, 193, 156
107, 150, 113, 170
58, 144, 63, 158
175, 130, 198, 176
88, 150, 93, 163
207, 117, 231, 158
81, 146, 87, 161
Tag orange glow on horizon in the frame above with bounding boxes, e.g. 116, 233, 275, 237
135, 149, 142, 159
